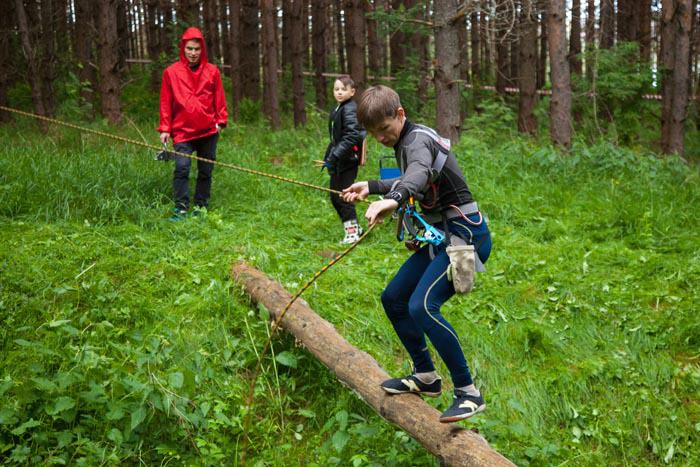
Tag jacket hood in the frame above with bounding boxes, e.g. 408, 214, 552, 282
179, 27, 208, 66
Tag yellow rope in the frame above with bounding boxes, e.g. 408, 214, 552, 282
1, 105, 379, 464
239, 224, 376, 465
0, 105, 348, 197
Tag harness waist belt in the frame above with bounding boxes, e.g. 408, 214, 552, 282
423, 202, 479, 224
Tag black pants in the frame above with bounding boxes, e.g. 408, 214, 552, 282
173, 133, 219, 210
329, 165, 358, 222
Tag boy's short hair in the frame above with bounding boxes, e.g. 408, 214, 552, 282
357, 85, 402, 129
336, 74, 356, 89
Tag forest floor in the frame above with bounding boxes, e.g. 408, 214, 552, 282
0, 109, 699, 466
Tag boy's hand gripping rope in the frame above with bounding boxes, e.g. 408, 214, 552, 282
239, 224, 376, 465
0, 105, 357, 199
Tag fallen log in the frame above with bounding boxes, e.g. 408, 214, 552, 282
232, 262, 515, 467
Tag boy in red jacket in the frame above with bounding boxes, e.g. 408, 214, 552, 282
158, 27, 228, 220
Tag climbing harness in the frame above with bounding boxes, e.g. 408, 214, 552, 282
396, 198, 445, 249
393, 124, 487, 293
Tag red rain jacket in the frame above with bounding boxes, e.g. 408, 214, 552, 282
158, 27, 228, 144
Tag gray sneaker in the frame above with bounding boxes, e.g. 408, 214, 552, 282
381, 374, 442, 397
439, 390, 486, 423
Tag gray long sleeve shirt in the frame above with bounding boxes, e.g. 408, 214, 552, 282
367, 120, 474, 216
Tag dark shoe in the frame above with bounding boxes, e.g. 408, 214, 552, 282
169, 208, 188, 221
439, 390, 486, 423
192, 206, 206, 218
381, 374, 442, 397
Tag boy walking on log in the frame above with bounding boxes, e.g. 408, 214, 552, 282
341, 85, 491, 423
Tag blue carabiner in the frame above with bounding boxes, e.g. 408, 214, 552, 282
397, 204, 445, 247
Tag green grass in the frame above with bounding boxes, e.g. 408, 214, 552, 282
0, 107, 698, 466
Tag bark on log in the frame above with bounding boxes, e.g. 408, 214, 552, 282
231, 262, 515, 467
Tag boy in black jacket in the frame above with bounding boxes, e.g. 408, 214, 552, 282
315, 75, 366, 244
342, 85, 492, 423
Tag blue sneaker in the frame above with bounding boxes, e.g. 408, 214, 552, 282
192, 206, 207, 218
381, 374, 442, 397
439, 390, 486, 423
169, 208, 188, 221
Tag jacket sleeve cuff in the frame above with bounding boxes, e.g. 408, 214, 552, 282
383, 190, 405, 204
368, 180, 382, 194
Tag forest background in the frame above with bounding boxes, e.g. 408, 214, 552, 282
1, 0, 699, 465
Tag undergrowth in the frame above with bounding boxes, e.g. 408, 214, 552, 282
0, 97, 698, 466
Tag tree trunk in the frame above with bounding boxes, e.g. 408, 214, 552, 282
548, 0, 572, 148
495, 0, 511, 95
281, 0, 291, 69
303, 0, 310, 68
290, 0, 307, 126
458, 7, 469, 121
335, 2, 347, 73
219, 0, 230, 62
661, 0, 675, 152
690, 0, 700, 103
366, 0, 383, 77
538, 4, 547, 89
54, 0, 69, 56
519, 0, 538, 134
390, 0, 410, 74
240, 0, 260, 101
97, 0, 123, 124
14, 0, 49, 119
312, 0, 328, 109
74, 0, 98, 111
345, 0, 366, 92
480, 1, 490, 81
600, 0, 615, 49
412, 2, 430, 107
117, 0, 128, 73
0, 1, 14, 121
510, 27, 519, 88
203, 0, 219, 63
638, 0, 653, 62
434, 0, 461, 144
470, 10, 481, 84
261, 0, 280, 129
176, 0, 199, 26
584, 0, 595, 79
228, 0, 241, 121
145, 0, 162, 91
617, 0, 638, 43
661, 0, 693, 155
231, 262, 517, 467
458, 7, 470, 85
39, 0, 57, 114
160, 0, 174, 57
569, 0, 582, 75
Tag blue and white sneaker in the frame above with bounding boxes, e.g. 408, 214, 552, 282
381, 374, 442, 397
169, 208, 188, 221
439, 389, 486, 423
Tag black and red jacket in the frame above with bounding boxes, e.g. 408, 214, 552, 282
323, 99, 366, 173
